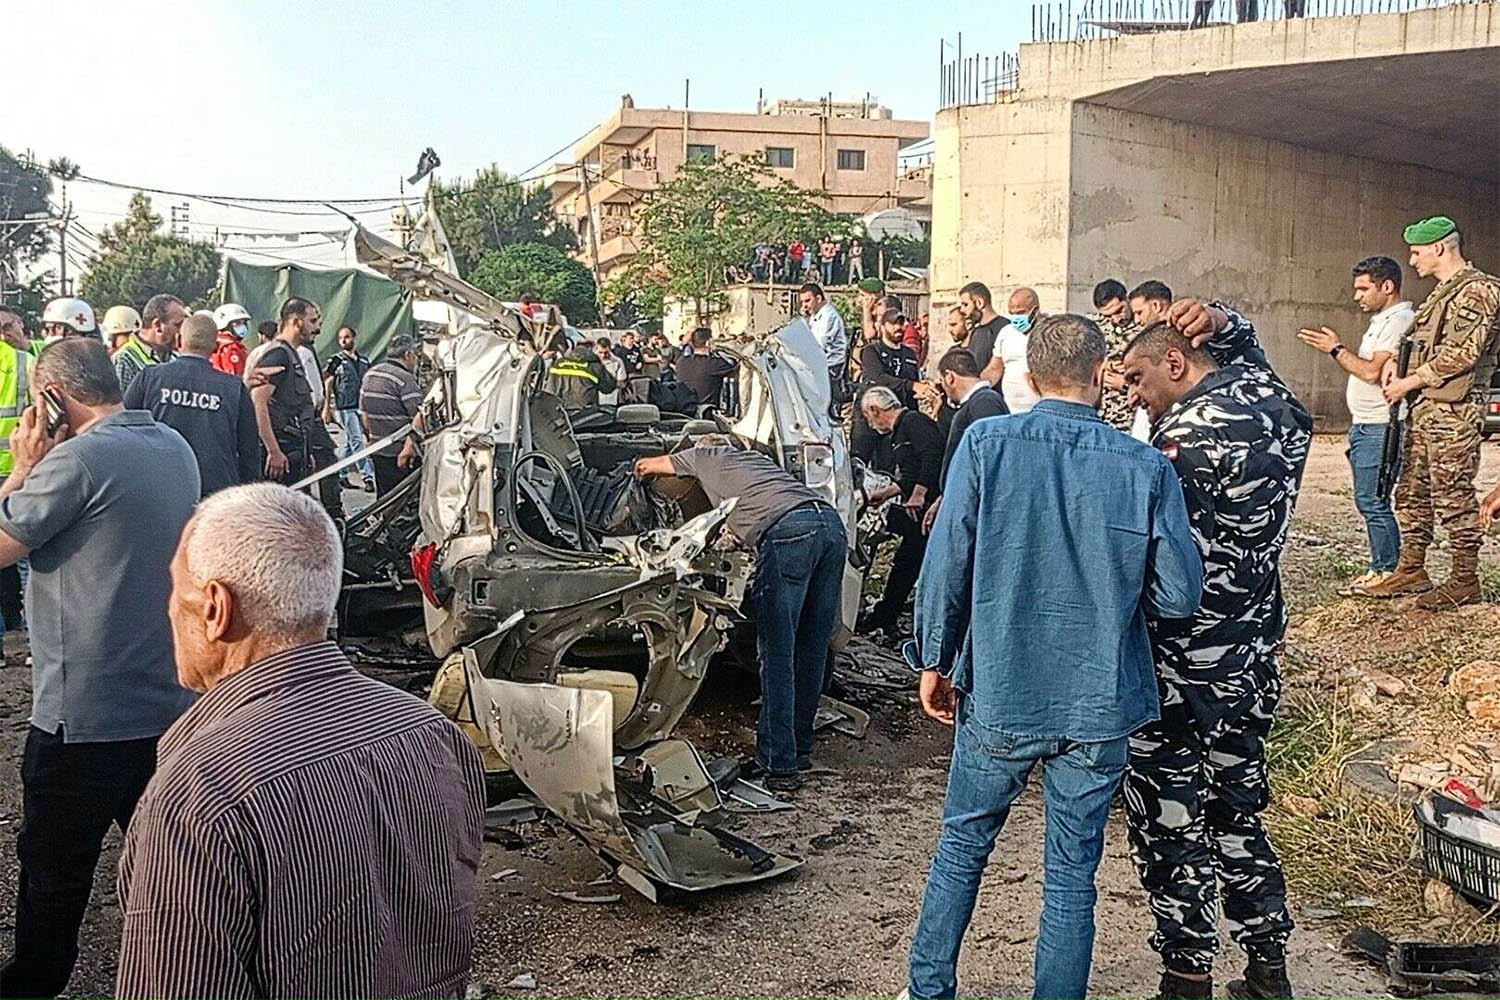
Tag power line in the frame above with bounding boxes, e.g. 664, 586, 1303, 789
64, 171, 406, 206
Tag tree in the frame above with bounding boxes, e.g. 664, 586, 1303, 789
631, 155, 848, 322
869, 234, 931, 275
600, 273, 663, 331
0, 148, 56, 322
79, 192, 221, 310
432, 166, 576, 275
468, 242, 598, 326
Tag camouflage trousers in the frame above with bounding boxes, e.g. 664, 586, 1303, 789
1123, 675, 1294, 975
1397, 399, 1482, 566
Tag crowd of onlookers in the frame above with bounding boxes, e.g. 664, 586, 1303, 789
739, 234, 867, 286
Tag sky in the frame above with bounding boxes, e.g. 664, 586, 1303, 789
7, 0, 1032, 273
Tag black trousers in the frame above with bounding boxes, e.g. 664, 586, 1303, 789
372, 455, 420, 497
0, 727, 158, 999
1191, 0, 1213, 26
869, 505, 927, 633
277, 423, 344, 521
0, 564, 21, 632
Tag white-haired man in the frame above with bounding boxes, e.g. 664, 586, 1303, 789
860, 384, 943, 640
115, 483, 486, 999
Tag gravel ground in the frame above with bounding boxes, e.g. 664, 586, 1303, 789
0, 436, 1445, 998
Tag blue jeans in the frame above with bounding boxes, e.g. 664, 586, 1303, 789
908, 704, 1128, 1000
821, 260, 835, 285
751, 504, 847, 773
336, 407, 375, 484
1348, 423, 1400, 572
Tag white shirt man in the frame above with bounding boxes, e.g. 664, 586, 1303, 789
595, 343, 628, 406
298, 345, 325, 410
1296, 255, 1414, 594
1347, 301, 1414, 423
800, 287, 848, 378
991, 325, 1040, 413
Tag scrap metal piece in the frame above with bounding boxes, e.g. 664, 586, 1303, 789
546, 889, 621, 905
720, 779, 796, 814
814, 694, 870, 739
1345, 927, 1500, 996
463, 666, 802, 897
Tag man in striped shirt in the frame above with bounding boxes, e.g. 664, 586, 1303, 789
359, 335, 424, 496
116, 484, 486, 999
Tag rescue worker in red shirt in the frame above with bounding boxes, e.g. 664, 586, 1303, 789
210, 304, 252, 376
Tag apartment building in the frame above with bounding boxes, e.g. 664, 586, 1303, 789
543, 96, 929, 282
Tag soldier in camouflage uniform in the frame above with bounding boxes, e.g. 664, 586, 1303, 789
1365, 217, 1500, 608
1092, 278, 1141, 433
1120, 301, 1312, 1000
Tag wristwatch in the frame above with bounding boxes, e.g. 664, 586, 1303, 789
1329, 345, 1345, 359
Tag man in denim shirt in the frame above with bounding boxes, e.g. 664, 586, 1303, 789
906, 314, 1203, 1000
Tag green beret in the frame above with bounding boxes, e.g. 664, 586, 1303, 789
857, 277, 886, 293
1404, 216, 1457, 246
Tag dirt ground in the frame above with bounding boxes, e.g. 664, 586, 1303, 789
1, 434, 1491, 998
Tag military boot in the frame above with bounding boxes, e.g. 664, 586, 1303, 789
1416, 551, 1482, 610
1154, 970, 1213, 1000
1359, 552, 1432, 598
1226, 958, 1293, 1000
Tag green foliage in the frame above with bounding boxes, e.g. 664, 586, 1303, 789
0, 147, 54, 267
873, 234, 931, 272
432, 166, 576, 275
8, 274, 55, 330
600, 272, 664, 330
632, 155, 849, 321
468, 242, 597, 325
78, 192, 221, 310
831, 292, 860, 330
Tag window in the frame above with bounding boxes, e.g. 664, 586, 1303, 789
836, 148, 866, 171
686, 144, 717, 163
764, 146, 795, 169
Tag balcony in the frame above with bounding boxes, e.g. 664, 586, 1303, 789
599, 151, 661, 198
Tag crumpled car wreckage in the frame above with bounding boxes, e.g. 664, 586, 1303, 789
339, 227, 864, 897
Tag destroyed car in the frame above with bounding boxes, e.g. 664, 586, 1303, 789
337, 227, 863, 896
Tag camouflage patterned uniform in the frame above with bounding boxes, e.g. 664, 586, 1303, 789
1124, 307, 1312, 977
1094, 311, 1140, 433
1395, 265, 1500, 586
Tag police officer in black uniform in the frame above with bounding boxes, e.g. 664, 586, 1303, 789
123, 312, 260, 497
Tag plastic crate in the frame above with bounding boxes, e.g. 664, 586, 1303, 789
1414, 794, 1500, 907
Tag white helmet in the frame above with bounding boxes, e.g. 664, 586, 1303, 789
101, 305, 142, 337
41, 297, 97, 334
213, 303, 252, 335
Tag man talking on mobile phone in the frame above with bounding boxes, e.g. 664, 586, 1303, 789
0, 338, 199, 997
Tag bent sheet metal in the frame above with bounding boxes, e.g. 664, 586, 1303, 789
461, 656, 802, 899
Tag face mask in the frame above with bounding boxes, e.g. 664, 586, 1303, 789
231, 321, 249, 338
1007, 313, 1033, 334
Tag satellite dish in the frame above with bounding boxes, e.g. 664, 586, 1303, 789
860, 207, 924, 242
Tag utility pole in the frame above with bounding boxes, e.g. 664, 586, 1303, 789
578, 161, 604, 315
57, 183, 70, 297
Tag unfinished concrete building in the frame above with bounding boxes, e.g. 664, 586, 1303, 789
931, 4, 1498, 424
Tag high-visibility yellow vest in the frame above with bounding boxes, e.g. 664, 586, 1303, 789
549, 358, 599, 384
117, 335, 156, 371
0, 343, 34, 477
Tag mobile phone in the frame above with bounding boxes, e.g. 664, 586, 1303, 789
41, 388, 66, 436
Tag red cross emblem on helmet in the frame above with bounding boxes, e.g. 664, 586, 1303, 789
75, 313, 87, 327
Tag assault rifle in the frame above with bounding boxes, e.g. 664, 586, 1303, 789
1378, 338, 1415, 500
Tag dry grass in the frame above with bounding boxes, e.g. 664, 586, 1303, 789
1268, 540, 1500, 940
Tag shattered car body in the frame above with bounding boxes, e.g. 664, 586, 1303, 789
340, 228, 860, 895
